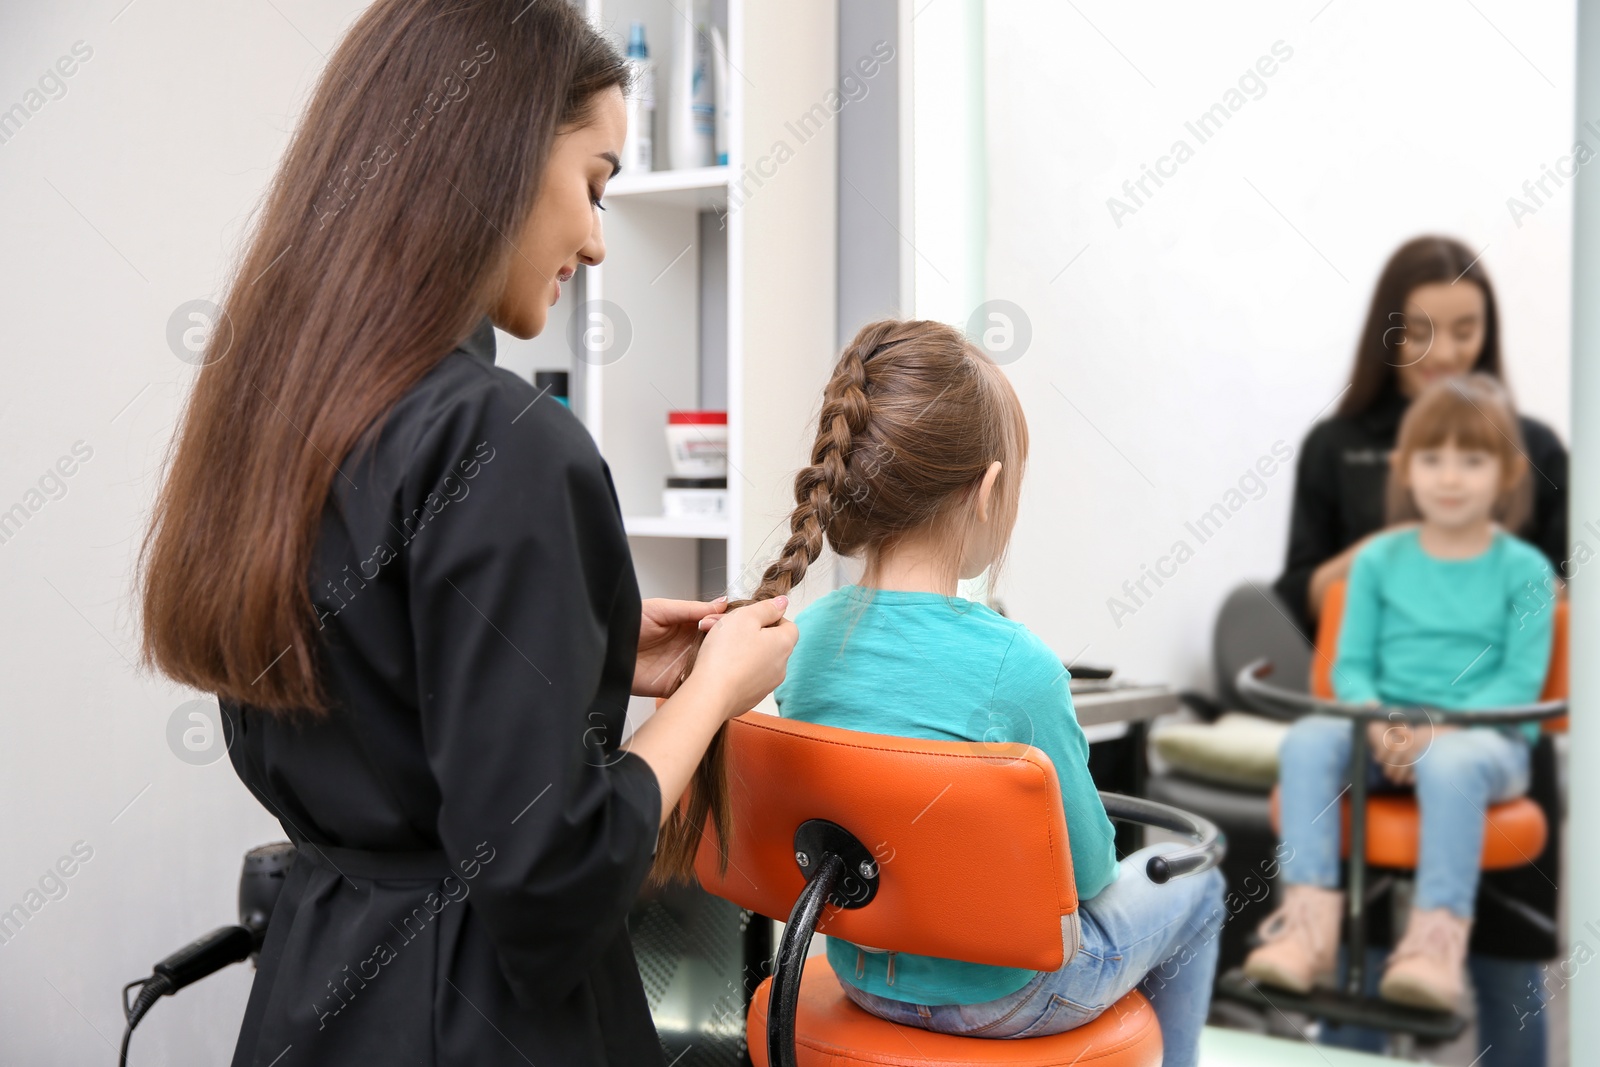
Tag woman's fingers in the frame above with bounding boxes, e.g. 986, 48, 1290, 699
646, 595, 728, 627
691, 595, 797, 717
740, 594, 790, 627
701, 594, 791, 631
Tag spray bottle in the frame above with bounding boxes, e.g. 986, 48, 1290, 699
621, 21, 654, 172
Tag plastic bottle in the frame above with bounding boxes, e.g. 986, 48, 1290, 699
710, 26, 730, 166
621, 21, 653, 173
690, 24, 716, 167
535, 370, 569, 408
670, 8, 715, 169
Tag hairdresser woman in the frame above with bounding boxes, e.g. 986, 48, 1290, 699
1272, 235, 1568, 1064
136, 4, 794, 1065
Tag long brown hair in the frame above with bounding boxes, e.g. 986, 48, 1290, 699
1385, 373, 1532, 530
652, 318, 1031, 883
139, 0, 627, 713
1339, 235, 1503, 419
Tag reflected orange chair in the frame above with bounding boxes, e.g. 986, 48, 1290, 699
1281, 578, 1568, 869
1223, 578, 1568, 1037
1309, 579, 1569, 726
693, 712, 1224, 1067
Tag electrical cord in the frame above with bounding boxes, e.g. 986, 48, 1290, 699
120, 974, 173, 1067
118, 925, 253, 1066
117, 843, 294, 1066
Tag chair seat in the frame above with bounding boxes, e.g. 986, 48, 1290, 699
1268, 786, 1547, 871
746, 957, 1162, 1067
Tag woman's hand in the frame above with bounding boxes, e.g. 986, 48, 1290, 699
623, 597, 796, 828
634, 596, 727, 698
686, 596, 798, 720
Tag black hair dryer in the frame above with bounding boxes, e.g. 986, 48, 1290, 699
237, 841, 297, 950
119, 842, 298, 1066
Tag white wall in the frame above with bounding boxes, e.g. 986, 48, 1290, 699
0, 3, 369, 1063
982, 0, 1576, 690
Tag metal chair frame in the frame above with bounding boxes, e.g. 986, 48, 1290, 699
760, 791, 1227, 1067
1216, 659, 1568, 1041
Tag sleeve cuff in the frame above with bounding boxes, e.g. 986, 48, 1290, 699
611, 749, 663, 857
495, 751, 665, 1010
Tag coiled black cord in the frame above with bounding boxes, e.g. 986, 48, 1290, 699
117, 843, 294, 1066
120, 974, 173, 1067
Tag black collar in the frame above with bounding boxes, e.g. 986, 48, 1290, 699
457, 315, 497, 366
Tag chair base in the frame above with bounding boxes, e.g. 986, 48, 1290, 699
747, 957, 1163, 1066
1214, 967, 1466, 1042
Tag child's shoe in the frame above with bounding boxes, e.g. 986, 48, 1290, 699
1378, 906, 1471, 1011
1241, 884, 1344, 993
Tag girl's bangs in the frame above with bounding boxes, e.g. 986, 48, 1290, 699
1404, 387, 1510, 459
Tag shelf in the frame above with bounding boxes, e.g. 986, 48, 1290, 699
606, 165, 729, 211
575, 1, 834, 603
624, 515, 731, 539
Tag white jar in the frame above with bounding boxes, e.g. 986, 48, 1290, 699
665, 411, 728, 478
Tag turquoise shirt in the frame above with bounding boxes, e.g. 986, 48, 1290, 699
774, 585, 1119, 1005
1333, 528, 1557, 743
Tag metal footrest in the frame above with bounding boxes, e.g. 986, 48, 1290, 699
1214, 967, 1467, 1042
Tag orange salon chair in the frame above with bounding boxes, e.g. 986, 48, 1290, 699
693, 712, 1226, 1067
1221, 579, 1568, 1040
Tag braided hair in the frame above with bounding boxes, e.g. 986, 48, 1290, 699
649, 317, 1029, 884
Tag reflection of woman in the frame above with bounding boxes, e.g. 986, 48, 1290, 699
137, 4, 794, 1064
1272, 236, 1567, 1064
1275, 235, 1568, 633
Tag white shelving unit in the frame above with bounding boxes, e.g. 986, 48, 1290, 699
604, 164, 730, 211
550, 0, 838, 605
622, 514, 732, 540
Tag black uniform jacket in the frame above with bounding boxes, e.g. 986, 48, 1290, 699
221, 316, 666, 1066
1273, 383, 1569, 635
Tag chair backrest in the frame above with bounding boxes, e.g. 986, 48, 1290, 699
1214, 582, 1313, 707
1309, 578, 1568, 729
693, 712, 1080, 972
1308, 580, 1347, 701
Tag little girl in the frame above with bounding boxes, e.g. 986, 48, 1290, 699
1245, 373, 1556, 1012
749, 319, 1224, 1064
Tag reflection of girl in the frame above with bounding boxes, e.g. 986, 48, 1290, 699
1275, 236, 1567, 633
137, 4, 794, 1063
1250, 375, 1555, 1011
744, 319, 1225, 1067
1270, 236, 1566, 1063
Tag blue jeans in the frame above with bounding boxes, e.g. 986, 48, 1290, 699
1277, 715, 1530, 917
839, 842, 1226, 1067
